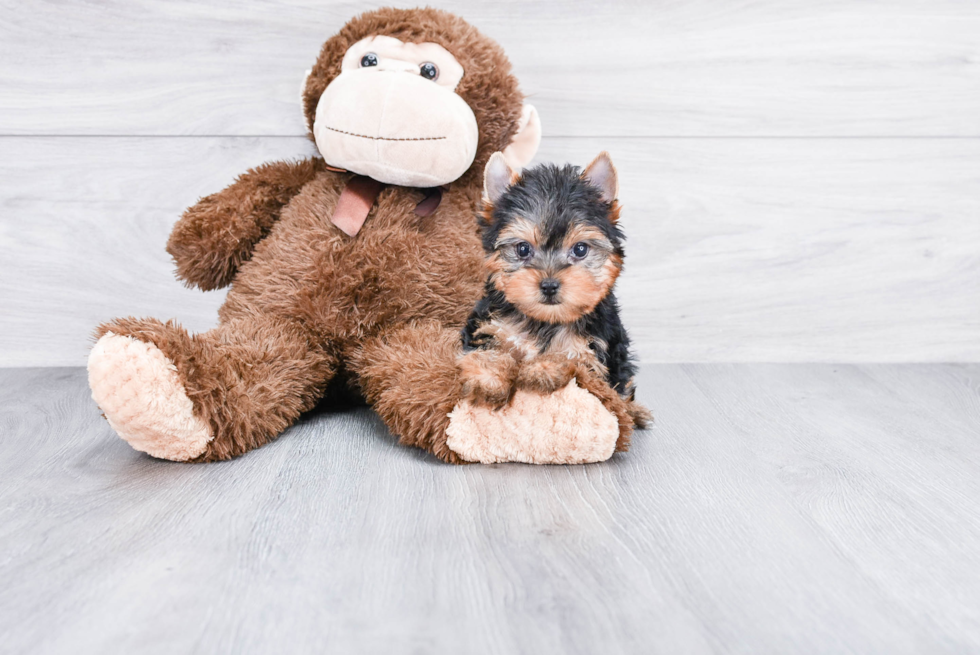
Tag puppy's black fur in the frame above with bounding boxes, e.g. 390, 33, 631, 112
462, 161, 639, 399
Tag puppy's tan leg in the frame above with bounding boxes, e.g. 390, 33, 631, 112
457, 349, 520, 409
515, 353, 576, 395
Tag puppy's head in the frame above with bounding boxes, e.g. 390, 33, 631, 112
480, 152, 624, 324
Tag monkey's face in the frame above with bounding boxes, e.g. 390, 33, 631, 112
313, 35, 479, 187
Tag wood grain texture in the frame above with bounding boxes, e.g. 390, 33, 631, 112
1, 364, 978, 654
1, 0, 979, 136
2, 135, 977, 366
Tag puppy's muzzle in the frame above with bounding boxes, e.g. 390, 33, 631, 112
540, 278, 561, 303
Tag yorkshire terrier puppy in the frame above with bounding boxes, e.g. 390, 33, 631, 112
458, 151, 649, 426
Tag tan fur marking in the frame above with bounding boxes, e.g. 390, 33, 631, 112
562, 224, 611, 250
457, 349, 519, 407
559, 266, 606, 316
485, 252, 505, 276
607, 201, 622, 224
597, 254, 622, 290
480, 201, 495, 225
515, 353, 576, 394
548, 327, 599, 362
494, 268, 548, 318
506, 266, 605, 324
474, 316, 539, 359
495, 217, 540, 249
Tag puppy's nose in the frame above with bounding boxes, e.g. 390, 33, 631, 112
540, 278, 561, 297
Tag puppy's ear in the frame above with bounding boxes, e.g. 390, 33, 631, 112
582, 151, 619, 204
483, 152, 516, 206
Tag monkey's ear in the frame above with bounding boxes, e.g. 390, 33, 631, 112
484, 152, 516, 205
300, 69, 311, 104
501, 104, 541, 169
582, 151, 619, 203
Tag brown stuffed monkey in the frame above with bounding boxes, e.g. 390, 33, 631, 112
88, 7, 642, 465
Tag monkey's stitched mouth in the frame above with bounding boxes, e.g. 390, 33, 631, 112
324, 126, 447, 142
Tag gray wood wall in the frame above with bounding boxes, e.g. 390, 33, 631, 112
2, 0, 978, 366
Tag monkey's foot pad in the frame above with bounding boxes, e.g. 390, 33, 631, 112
446, 379, 619, 464
88, 332, 212, 461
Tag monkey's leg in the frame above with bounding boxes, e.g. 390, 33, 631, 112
88, 314, 336, 462
350, 321, 467, 464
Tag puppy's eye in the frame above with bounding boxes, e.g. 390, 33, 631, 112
419, 62, 439, 81
571, 242, 590, 258
360, 53, 378, 67
515, 241, 533, 259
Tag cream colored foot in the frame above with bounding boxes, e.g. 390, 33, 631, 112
88, 332, 212, 461
446, 379, 619, 465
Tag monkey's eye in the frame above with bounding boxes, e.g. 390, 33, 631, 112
571, 242, 590, 259
515, 241, 533, 259
360, 53, 378, 67
419, 62, 439, 81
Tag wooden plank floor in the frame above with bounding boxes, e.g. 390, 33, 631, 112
2, 365, 978, 654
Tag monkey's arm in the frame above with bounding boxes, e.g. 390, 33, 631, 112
166, 157, 327, 290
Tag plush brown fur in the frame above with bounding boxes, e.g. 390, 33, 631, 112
95, 8, 641, 462
95, 314, 336, 461
167, 159, 328, 291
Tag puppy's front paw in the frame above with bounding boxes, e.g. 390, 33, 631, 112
516, 355, 576, 394
458, 350, 519, 409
